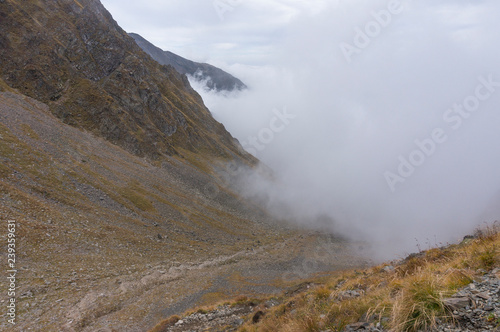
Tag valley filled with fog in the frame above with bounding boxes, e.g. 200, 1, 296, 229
186, 0, 500, 258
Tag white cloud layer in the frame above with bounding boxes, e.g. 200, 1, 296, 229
101, 0, 308, 64
102, 0, 500, 259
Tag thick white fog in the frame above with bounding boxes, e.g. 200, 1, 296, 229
189, 0, 500, 259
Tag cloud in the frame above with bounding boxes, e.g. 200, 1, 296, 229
101, 0, 309, 64
101, 0, 500, 259
192, 0, 500, 259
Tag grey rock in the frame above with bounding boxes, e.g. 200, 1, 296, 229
476, 291, 490, 300
347, 322, 370, 330
382, 265, 395, 273
233, 318, 244, 326
444, 297, 471, 311
264, 299, 279, 308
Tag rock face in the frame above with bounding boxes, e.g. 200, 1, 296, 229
0, 0, 252, 162
129, 32, 247, 93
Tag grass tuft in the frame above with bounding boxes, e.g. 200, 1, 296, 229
391, 273, 451, 331
314, 286, 331, 301
477, 246, 497, 269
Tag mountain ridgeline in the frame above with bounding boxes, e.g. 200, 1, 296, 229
129, 33, 247, 93
0, 0, 251, 163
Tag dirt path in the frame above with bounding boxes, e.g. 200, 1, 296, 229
65, 233, 371, 332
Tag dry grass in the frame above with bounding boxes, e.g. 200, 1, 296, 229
118, 183, 157, 212
149, 315, 180, 332
237, 223, 500, 332
390, 272, 451, 331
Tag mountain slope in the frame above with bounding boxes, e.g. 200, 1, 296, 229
129, 33, 247, 93
0, 91, 367, 331
0, 91, 305, 330
0, 1, 368, 331
0, 0, 249, 162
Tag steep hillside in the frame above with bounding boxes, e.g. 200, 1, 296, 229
129, 33, 247, 93
0, 0, 250, 161
0, 1, 369, 331
0, 91, 369, 331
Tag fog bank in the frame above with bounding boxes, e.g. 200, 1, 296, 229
191, 0, 500, 259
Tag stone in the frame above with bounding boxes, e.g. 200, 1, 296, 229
475, 291, 490, 300
348, 322, 370, 330
264, 299, 279, 308
233, 318, 244, 326
444, 297, 471, 311
382, 265, 395, 273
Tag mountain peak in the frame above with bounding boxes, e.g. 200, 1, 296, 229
129, 32, 247, 93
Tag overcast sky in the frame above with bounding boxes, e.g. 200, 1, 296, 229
101, 0, 500, 259
100, 0, 323, 65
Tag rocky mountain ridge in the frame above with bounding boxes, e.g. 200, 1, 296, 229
129, 33, 247, 93
0, 0, 250, 162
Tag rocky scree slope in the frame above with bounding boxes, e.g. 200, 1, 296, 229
129, 33, 247, 93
